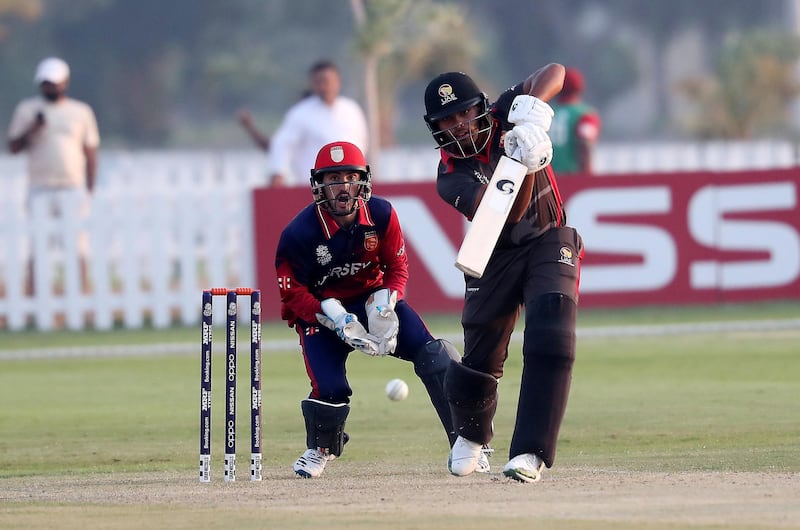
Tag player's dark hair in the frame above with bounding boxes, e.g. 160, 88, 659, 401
309, 60, 339, 76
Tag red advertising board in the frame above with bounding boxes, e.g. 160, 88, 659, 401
253, 168, 800, 320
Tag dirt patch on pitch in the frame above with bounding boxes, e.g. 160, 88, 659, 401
2, 466, 799, 529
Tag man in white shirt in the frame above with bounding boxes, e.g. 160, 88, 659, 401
8, 57, 100, 193
7, 57, 100, 295
268, 60, 368, 187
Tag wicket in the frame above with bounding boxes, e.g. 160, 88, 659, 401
200, 287, 262, 482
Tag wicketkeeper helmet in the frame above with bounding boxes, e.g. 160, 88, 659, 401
310, 141, 372, 214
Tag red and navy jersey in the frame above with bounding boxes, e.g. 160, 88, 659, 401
275, 196, 408, 326
436, 82, 566, 246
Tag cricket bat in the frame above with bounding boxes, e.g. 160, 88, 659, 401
455, 154, 528, 278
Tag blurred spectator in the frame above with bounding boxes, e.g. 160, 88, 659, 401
7, 57, 100, 295
237, 108, 271, 151
266, 60, 368, 187
236, 88, 313, 152
550, 67, 601, 174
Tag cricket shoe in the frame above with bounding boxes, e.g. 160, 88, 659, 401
293, 449, 331, 478
475, 444, 493, 473
448, 436, 483, 476
503, 453, 545, 483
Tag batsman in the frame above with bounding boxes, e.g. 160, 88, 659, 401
275, 141, 489, 478
422, 64, 584, 482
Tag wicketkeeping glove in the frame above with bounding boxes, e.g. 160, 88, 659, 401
507, 95, 554, 132
316, 298, 381, 356
504, 122, 553, 174
365, 288, 399, 356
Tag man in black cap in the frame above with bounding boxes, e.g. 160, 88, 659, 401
421, 65, 584, 483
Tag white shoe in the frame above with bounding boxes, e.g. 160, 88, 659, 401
503, 453, 545, 483
448, 436, 483, 476
475, 444, 493, 473
293, 449, 330, 478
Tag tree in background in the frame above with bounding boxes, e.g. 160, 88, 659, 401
349, 0, 478, 157
1, 0, 358, 147
0, 0, 46, 118
677, 29, 800, 139
1, 0, 796, 147
487, 0, 788, 138
0, 0, 41, 40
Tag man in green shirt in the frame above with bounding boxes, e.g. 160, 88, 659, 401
550, 67, 601, 174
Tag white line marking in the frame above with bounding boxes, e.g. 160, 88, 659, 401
1, 319, 798, 361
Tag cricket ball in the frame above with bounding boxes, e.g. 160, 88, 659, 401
385, 378, 409, 401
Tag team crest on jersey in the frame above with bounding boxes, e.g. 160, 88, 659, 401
364, 230, 378, 251
438, 83, 458, 105
316, 245, 332, 265
558, 246, 575, 267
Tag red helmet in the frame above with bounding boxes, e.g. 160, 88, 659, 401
312, 141, 369, 177
310, 141, 372, 214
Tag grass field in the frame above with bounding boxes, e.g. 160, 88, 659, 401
1, 302, 799, 529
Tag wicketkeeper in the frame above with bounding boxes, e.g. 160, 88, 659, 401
275, 141, 489, 478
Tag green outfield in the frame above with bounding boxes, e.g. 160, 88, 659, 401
1, 301, 798, 529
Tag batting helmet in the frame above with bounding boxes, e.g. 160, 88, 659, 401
423, 72, 492, 158
424, 72, 486, 122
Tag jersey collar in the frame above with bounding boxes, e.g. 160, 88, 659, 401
315, 199, 374, 239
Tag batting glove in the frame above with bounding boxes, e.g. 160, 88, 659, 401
504, 122, 553, 174
317, 298, 381, 356
507, 95, 554, 132
365, 288, 399, 356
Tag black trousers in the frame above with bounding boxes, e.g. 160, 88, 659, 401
460, 226, 583, 466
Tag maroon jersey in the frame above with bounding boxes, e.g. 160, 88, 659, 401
436, 83, 566, 245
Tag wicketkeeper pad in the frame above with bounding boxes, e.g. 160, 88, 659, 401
301, 399, 350, 457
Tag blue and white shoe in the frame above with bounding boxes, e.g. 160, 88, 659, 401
293, 449, 329, 478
